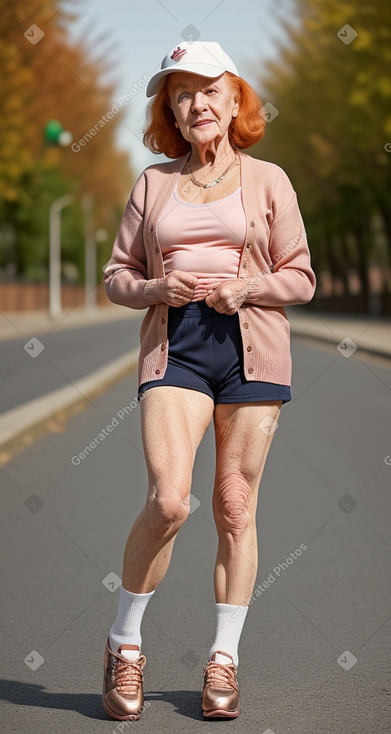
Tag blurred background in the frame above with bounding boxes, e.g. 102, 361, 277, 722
1, 0, 390, 316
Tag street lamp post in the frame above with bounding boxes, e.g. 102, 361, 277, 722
82, 194, 97, 311
49, 193, 73, 318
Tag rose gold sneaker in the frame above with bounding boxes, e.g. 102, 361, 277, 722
202, 650, 240, 718
103, 639, 146, 720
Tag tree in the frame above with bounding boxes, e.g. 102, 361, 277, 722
0, 0, 134, 281
252, 0, 391, 309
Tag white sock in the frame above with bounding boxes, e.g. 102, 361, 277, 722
109, 585, 155, 658
208, 603, 248, 667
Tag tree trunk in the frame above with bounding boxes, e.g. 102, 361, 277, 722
378, 202, 391, 275
352, 226, 370, 311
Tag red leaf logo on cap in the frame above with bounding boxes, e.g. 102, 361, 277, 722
170, 46, 187, 62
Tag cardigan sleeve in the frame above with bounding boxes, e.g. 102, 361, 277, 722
244, 167, 316, 307
103, 172, 157, 309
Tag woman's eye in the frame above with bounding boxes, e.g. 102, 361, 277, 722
178, 89, 216, 101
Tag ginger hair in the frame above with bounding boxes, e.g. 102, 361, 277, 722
142, 72, 266, 158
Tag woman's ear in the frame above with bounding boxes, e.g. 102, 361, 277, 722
232, 98, 239, 117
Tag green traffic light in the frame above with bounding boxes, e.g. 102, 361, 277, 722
44, 119, 64, 144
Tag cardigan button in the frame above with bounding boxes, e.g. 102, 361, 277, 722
150, 225, 154, 232
243, 322, 249, 329
250, 220, 255, 227
242, 262, 247, 269
155, 369, 160, 375
246, 243, 251, 249
161, 343, 166, 351
248, 367, 254, 374
161, 317, 166, 324
155, 246, 159, 253
247, 345, 252, 352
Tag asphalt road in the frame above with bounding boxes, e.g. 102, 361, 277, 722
0, 316, 143, 413
1, 337, 390, 733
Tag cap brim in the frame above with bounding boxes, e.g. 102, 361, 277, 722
146, 65, 229, 97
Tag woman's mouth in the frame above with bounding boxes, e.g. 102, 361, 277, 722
193, 120, 214, 128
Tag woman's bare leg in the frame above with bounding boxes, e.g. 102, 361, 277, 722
121, 386, 214, 593
212, 401, 282, 605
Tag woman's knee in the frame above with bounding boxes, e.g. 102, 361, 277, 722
213, 469, 254, 539
144, 480, 190, 536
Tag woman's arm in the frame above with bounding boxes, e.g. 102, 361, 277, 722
104, 267, 163, 310
103, 172, 163, 309
243, 168, 316, 307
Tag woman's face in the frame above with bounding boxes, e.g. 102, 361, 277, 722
167, 71, 239, 149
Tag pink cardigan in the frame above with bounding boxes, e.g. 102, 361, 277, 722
104, 151, 316, 387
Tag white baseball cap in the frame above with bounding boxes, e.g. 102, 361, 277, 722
146, 41, 239, 97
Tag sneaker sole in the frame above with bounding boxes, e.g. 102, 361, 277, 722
203, 708, 240, 718
103, 699, 142, 721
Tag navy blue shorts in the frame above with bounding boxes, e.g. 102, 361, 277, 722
138, 300, 291, 404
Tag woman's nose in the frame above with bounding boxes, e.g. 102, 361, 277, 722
191, 92, 208, 112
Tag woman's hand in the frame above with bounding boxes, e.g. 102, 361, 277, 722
205, 278, 249, 315
154, 270, 199, 307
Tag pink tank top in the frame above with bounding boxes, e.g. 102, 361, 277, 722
156, 181, 246, 299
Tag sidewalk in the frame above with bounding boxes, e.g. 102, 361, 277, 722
1, 305, 390, 464
0, 305, 142, 465
287, 306, 391, 359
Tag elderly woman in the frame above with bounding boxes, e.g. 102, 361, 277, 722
102, 41, 316, 721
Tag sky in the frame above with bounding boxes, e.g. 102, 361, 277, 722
67, 0, 295, 176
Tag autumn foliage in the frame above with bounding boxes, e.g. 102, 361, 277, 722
253, 0, 391, 311
0, 0, 134, 281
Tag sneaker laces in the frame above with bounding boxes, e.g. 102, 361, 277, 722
203, 660, 238, 692
113, 656, 145, 695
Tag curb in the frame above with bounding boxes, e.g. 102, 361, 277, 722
1, 322, 390, 466
290, 326, 391, 361
0, 348, 139, 463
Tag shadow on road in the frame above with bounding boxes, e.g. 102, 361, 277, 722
0, 680, 106, 719
145, 689, 206, 720
0, 680, 213, 721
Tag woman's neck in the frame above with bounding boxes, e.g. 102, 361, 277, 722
189, 141, 237, 170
